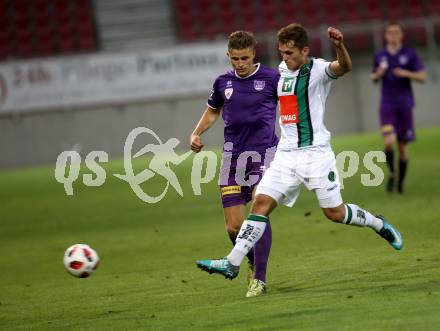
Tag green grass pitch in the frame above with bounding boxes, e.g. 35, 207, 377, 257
1, 127, 440, 330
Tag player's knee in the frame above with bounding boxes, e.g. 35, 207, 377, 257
251, 198, 266, 213
226, 223, 240, 236
384, 136, 395, 148
250, 194, 275, 216
323, 208, 344, 223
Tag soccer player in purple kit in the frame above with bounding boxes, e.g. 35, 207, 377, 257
190, 31, 279, 297
371, 22, 426, 193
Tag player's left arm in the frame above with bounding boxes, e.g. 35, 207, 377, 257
327, 27, 352, 77
392, 68, 427, 82
393, 49, 426, 83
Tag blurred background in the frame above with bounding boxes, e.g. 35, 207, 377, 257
0, 0, 439, 168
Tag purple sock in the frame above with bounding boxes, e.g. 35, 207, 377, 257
398, 159, 408, 193
253, 222, 272, 283
385, 149, 395, 175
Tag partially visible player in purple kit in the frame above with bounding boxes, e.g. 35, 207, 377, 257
190, 31, 279, 297
371, 22, 426, 193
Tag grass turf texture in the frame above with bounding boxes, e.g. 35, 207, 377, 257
1, 127, 440, 330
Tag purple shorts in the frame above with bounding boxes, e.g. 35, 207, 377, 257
380, 105, 415, 142
219, 149, 275, 208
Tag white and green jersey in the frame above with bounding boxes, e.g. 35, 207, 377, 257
277, 58, 338, 149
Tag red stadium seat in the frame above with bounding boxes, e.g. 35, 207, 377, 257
176, 10, 193, 27
58, 37, 76, 52
175, 0, 190, 12
302, 3, 320, 28
34, 25, 53, 43
362, 0, 384, 20
54, 0, 70, 15
321, 2, 344, 25
33, 0, 48, 6
198, 5, 215, 24
78, 20, 96, 40
280, 1, 296, 26
426, 0, 440, 14
217, 0, 233, 9
180, 29, 199, 41
0, 0, 10, 13
385, 0, 405, 20
262, 9, 278, 30
11, 0, 28, 14
345, 31, 374, 52
435, 22, 440, 44
309, 36, 322, 57
0, 42, 12, 59
15, 42, 33, 58
405, 26, 428, 47
336, 0, 362, 23
193, 0, 211, 11
407, 0, 425, 17
78, 34, 96, 51
0, 14, 9, 31
219, 8, 235, 27
76, 0, 92, 10
203, 24, 219, 39
35, 36, 55, 56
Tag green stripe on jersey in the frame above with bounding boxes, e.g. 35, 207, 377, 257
294, 59, 314, 147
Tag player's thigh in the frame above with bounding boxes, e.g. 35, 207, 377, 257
255, 151, 302, 208
312, 165, 343, 209
223, 204, 246, 233
380, 106, 397, 146
396, 107, 416, 143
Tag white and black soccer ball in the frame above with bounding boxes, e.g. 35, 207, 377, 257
63, 244, 99, 278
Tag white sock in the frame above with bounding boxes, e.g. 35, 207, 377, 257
343, 204, 383, 232
227, 214, 268, 266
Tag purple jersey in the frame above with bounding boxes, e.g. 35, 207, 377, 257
373, 47, 424, 108
207, 63, 279, 155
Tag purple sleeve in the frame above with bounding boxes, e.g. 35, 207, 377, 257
207, 78, 223, 109
409, 49, 424, 72
272, 72, 280, 98
372, 53, 379, 72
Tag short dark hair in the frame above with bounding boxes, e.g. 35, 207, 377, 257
228, 31, 256, 50
277, 23, 308, 49
385, 21, 405, 32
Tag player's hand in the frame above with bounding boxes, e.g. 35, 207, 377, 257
328, 27, 344, 48
375, 66, 387, 78
392, 67, 410, 78
190, 134, 204, 153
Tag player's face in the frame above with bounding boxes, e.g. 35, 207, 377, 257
384, 25, 404, 45
278, 42, 309, 71
227, 48, 256, 77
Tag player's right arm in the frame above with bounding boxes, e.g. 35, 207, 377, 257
370, 66, 386, 82
328, 27, 352, 77
190, 106, 221, 153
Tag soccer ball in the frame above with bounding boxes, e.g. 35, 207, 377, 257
63, 244, 99, 278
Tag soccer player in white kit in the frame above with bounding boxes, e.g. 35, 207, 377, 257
196, 24, 403, 281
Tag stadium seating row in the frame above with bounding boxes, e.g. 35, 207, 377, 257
174, 0, 440, 52
0, 0, 97, 60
